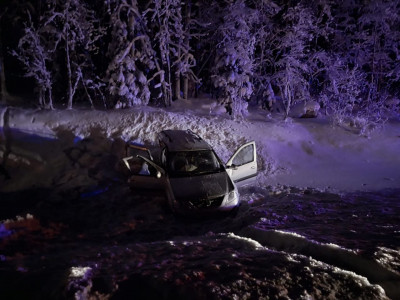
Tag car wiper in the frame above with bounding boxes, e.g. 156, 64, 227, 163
193, 169, 221, 176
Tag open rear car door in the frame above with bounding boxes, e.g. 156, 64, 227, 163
225, 141, 257, 184
122, 144, 165, 190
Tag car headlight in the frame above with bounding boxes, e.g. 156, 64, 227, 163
226, 190, 238, 204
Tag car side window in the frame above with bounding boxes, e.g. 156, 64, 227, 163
232, 144, 254, 166
129, 157, 156, 176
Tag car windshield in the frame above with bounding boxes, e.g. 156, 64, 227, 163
168, 150, 222, 177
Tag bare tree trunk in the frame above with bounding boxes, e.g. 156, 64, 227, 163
175, 74, 181, 100
0, 13, 9, 104
284, 82, 291, 119
174, 44, 181, 100
47, 86, 54, 109
183, 76, 188, 100
66, 39, 73, 109
39, 88, 44, 108
160, 15, 172, 106
81, 76, 94, 109
182, 1, 191, 100
367, 24, 379, 106
0, 55, 9, 103
166, 50, 172, 106
0, 23, 9, 103
0, 106, 11, 179
65, 7, 73, 110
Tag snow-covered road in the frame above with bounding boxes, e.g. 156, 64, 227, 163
1, 179, 399, 299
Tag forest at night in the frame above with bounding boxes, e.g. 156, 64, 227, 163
1, 0, 399, 124
0, 1, 400, 299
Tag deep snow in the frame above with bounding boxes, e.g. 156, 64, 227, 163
1, 98, 400, 193
0, 99, 399, 299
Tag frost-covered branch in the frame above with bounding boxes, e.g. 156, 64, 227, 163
12, 12, 54, 109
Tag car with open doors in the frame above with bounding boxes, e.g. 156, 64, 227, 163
121, 130, 257, 215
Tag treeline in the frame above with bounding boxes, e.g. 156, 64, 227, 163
0, 0, 399, 124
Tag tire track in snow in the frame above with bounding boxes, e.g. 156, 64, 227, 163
239, 226, 400, 300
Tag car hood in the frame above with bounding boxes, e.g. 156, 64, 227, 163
169, 171, 234, 200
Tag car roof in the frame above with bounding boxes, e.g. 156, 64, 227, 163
159, 130, 213, 152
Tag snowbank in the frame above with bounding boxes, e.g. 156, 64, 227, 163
1, 99, 400, 192
1, 101, 399, 299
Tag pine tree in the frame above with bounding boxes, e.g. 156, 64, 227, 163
212, 0, 258, 117
105, 0, 155, 107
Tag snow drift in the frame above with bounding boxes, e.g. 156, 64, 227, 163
1, 99, 399, 193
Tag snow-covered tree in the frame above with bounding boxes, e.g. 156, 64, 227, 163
167, 0, 185, 101
325, 0, 399, 127
143, 0, 186, 105
322, 58, 363, 122
322, 58, 386, 134
173, 1, 199, 101
304, 0, 335, 95
271, 3, 317, 118
144, 0, 176, 106
144, 0, 200, 105
105, 0, 155, 107
250, 0, 280, 109
212, 0, 258, 117
12, 13, 54, 109
356, 0, 400, 100
4, 0, 400, 117
43, 0, 102, 109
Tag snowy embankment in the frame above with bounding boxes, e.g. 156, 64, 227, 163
2, 98, 399, 192
1, 101, 400, 299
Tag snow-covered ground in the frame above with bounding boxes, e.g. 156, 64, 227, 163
0, 99, 399, 299
2, 98, 400, 193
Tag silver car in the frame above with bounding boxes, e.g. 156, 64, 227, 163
122, 130, 257, 215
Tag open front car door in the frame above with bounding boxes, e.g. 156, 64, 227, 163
226, 141, 257, 183
123, 155, 166, 190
